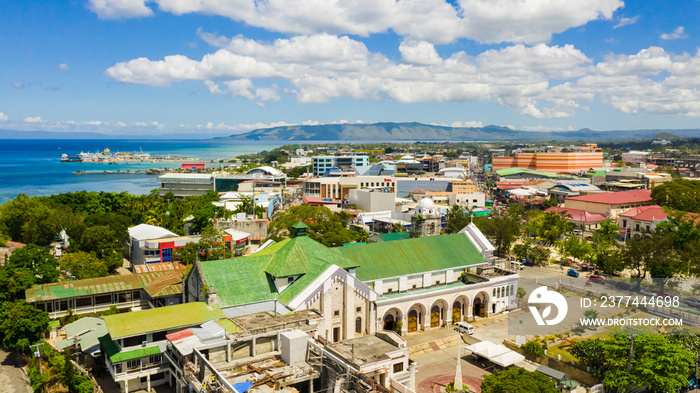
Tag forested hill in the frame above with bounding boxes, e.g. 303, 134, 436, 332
217, 122, 700, 142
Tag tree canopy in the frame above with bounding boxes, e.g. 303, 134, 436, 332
474, 207, 521, 256
571, 334, 693, 393
0, 300, 49, 354
481, 367, 559, 393
651, 180, 700, 213
268, 205, 364, 247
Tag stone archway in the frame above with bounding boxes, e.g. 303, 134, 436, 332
383, 314, 396, 331
407, 303, 427, 332
429, 299, 448, 328
451, 295, 470, 323
473, 291, 490, 318
382, 308, 403, 332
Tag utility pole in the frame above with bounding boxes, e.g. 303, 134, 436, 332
30, 343, 43, 393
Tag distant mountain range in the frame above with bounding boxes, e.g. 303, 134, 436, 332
217, 122, 700, 142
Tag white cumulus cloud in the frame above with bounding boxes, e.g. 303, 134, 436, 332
88, 0, 153, 19
23, 116, 45, 123
399, 40, 443, 65
59, 63, 70, 71
0, 112, 8, 121
614, 16, 640, 29
661, 26, 687, 40
89, 0, 623, 44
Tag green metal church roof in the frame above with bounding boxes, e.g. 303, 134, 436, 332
336, 233, 485, 281
198, 232, 486, 308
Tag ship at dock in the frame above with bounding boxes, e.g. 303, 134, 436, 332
60, 148, 153, 163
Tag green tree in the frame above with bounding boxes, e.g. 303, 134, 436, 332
446, 205, 471, 234
473, 212, 520, 256
267, 205, 362, 247
173, 241, 200, 265
197, 225, 227, 261
481, 367, 558, 393
0, 265, 37, 302
569, 338, 607, 376
541, 197, 559, 209
562, 235, 592, 263
0, 300, 49, 354
74, 225, 122, 259
651, 180, 700, 212
7, 245, 59, 284
591, 219, 619, 252
100, 305, 120, 317
527, 211, 574, 243
61, 252, 108, 279
603, 335, 694, 392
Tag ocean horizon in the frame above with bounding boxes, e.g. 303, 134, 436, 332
0, 139, 284, 204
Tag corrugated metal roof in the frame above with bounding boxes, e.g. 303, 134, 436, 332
25, 269, 186, 303
336, 233, 486, 282
199, 233, 487, 307
103, 302, 226, 338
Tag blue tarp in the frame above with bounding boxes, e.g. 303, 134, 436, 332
233, 381, 253, 393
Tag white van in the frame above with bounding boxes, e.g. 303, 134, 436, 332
454, 322, 474, 335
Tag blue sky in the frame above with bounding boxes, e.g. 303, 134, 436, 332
1, 0, 699, 137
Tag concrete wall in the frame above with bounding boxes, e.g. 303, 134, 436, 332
348, 189, 396, 212
449, 192, 485, 208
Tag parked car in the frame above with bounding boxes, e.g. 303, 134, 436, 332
614, 281, 633, 291
639, 288, 657, 297
589, 275, 606, 284
567, 268, 579, 278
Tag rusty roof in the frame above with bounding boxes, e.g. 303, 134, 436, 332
25, 269, 186, 303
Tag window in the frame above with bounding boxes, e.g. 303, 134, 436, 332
510, 285, 514, 296
161, 248, 172, 262
355, 317, 362, 333
492, 288, 496, 297
393, 363, 404, 372
126, 359, 140, 369
356, 307, 362, 312
412, 284, 417, 289
387, 288, 393, 293
152, 331, 167, 342
435, 280, 441, 285
148, 354, 162, 365
76, 297, 92, 308
334, 310, 340, 316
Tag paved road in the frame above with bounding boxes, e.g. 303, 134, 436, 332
0, 349, 32, 393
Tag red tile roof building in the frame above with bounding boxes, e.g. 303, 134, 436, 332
618, 205, 699, 237
544, 206, 608, 231
564, 189, 653, 219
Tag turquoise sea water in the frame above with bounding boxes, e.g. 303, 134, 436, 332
0, 139, 282, 204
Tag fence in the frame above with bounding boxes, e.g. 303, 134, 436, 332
502, 340, 600, 387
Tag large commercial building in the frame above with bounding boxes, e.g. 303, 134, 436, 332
158, 167, 287, 197
302, 176, 397, 200
313, 155, 370, 176
492, 144, 603, 173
